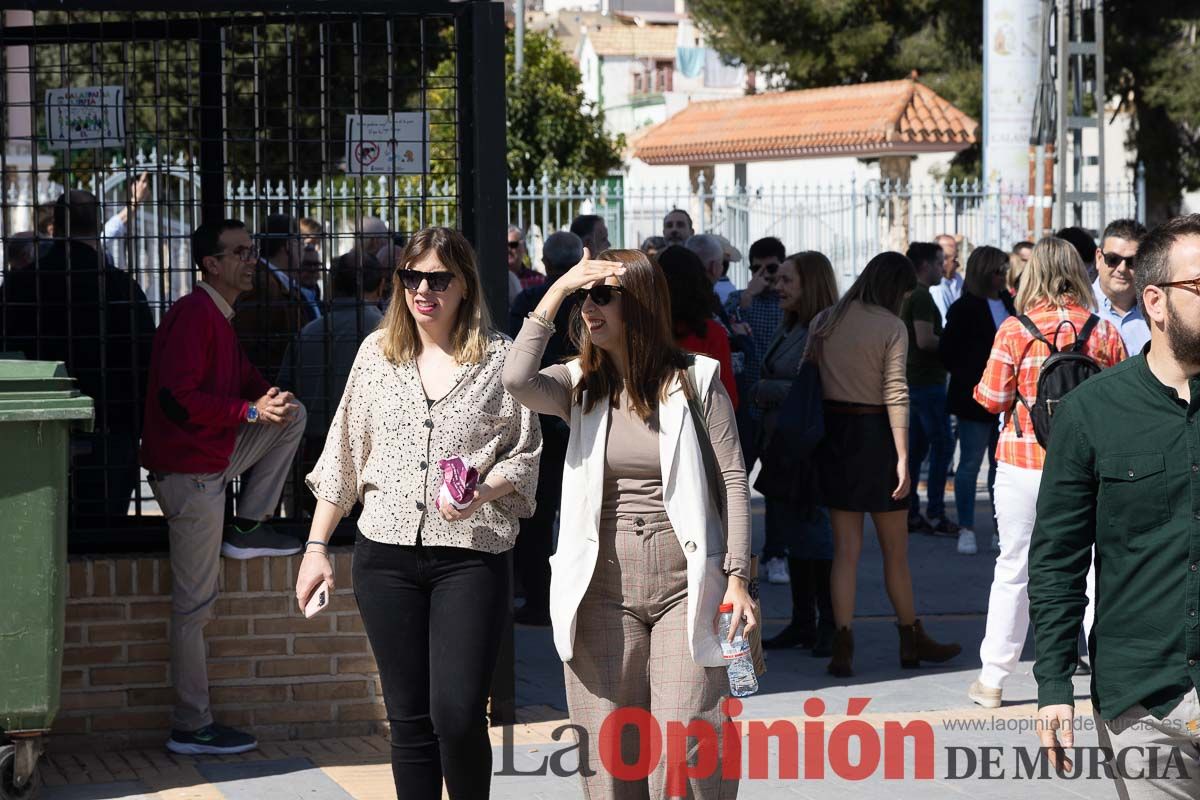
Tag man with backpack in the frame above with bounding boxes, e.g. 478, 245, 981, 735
1031, 215, 1200, 797
966, 237, 1126, 711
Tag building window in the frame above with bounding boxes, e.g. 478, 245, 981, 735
633, 59, 673, 95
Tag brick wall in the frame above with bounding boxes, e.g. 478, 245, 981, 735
56, 547, 386, 752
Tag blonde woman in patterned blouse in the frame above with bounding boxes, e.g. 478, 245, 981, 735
297, 227, 541, 800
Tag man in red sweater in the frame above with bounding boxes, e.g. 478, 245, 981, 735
142, 219, 306, 756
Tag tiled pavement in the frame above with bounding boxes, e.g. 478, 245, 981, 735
39, 485, 1119, 798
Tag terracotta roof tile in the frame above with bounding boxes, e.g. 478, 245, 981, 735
584, 23, 677, 59
632, 77, 979, 164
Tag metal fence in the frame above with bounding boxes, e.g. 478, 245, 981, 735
9, 162, 1144, 300
0, 5, 508, 555
509, 171, 1144, 289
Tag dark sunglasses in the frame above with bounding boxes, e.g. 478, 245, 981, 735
754, 262, 780, 275
396, 269, 454, 292
1102, 251, 1135, 269
571, 284, 624, 306
507, 241, 522, 251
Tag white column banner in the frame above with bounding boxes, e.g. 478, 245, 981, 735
983, 0, 1042, 190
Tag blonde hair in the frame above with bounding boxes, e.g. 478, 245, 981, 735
379, 227, 492, 365
1007, 251, 1026, 295
1013, 236, 1096, 314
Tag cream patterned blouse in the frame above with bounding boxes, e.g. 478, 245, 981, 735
306, 329, 542, 552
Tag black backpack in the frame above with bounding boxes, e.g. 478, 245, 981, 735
1012, 314, 1101, 448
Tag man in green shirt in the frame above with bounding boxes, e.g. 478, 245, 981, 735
902, 242, 963, 544
1032, 214, 1200, 796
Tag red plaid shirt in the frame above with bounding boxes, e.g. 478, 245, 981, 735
973, 301, 1127, 470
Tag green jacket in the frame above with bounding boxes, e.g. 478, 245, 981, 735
1030, 352, 1200, 719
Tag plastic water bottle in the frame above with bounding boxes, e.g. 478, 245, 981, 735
718, 602, 758, 697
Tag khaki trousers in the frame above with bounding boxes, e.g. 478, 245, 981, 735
1096, 689, 1200, 799
564, 511, 736, 800
149, 406, 305, 731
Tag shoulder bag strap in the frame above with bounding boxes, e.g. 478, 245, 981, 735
686, 361, 726, 521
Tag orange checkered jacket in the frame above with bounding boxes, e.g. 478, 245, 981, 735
973, 301, 1127, 470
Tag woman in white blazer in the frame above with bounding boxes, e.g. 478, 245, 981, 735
503, 248, 755, 800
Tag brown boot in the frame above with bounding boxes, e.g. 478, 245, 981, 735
897, 619, 962, 668
826, 627, 854, 677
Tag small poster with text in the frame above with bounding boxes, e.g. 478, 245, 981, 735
344, 112, 427, 175
45, 86, 126, 150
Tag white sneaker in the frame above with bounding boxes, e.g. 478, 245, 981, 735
957, 529, 977, 555
991, 533, 1001, 553
765, 557, 790, 585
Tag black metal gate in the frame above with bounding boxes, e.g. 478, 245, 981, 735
0, 1, 507, 552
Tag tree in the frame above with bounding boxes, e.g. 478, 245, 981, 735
1107, 6, 1200, 221
425, 28, 623, 187
688, 0, 982, 179
504, 31, 624, 185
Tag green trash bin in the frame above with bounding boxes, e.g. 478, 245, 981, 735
0, 360, 93, 799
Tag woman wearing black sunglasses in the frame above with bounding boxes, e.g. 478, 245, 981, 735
503, 248, 755, 799
299, 227, 541, 800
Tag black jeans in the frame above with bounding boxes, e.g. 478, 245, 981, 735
513, 415, 569, 615
353, 531, 508, 800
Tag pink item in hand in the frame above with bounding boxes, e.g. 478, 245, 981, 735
435, 456, 479, 511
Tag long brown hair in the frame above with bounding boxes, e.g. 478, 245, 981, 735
783, 250, 839, 328
963, 245, 1009, 298
379, 227, 492, 365
809, 251, 917, 352
569, 249, 690, 420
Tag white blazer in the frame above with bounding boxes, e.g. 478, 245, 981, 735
549, 355, 729, 668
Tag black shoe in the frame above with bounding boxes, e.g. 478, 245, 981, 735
1074, 657, 1091, 676
908, 513, 934, 534
929, 517, 961, 537
167, 723, 257, 755
513, 605, 551, 627
811, 618, 835, 658
221, 522, 302, 560
763, 623, 815, 650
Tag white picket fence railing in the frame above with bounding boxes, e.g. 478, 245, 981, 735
3, 148, 1143, 301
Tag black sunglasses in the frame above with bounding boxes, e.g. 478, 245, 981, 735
1102, 251, 1135, 269
396, 269, 455, 292
507, 241, 522, 251
571, 284, 624, 306
754, 262, 780, 275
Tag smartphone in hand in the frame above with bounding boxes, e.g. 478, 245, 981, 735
303, 580, 330, 618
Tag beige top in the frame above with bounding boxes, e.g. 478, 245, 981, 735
306, 330, 542, 553
503, 318, 751, 580
809, 300, 909, 429
602, 397, 664, 517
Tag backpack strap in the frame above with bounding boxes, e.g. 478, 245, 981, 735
1010, 315, 1051, 439
1017, 314, 1054, 351
1070, 314, 1100, 354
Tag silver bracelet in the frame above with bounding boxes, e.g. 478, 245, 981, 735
527, 310, 556, 333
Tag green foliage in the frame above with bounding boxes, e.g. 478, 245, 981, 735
1107, 6, 1200, 220
504, 31, 624, 186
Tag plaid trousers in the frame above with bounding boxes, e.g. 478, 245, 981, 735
564, 511, 737, 800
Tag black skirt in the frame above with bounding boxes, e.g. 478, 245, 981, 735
818, 402, 909, 513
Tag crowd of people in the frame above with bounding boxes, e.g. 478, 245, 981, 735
5, 189, 1197, 798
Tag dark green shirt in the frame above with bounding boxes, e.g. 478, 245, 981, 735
1030, 352, 1200, 719
900, 284, 947, 386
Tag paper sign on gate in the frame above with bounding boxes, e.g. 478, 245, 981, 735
344, 113, 427, 175
45, 86, 126, 150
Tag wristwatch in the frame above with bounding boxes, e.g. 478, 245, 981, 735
246, 404, 259, 423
